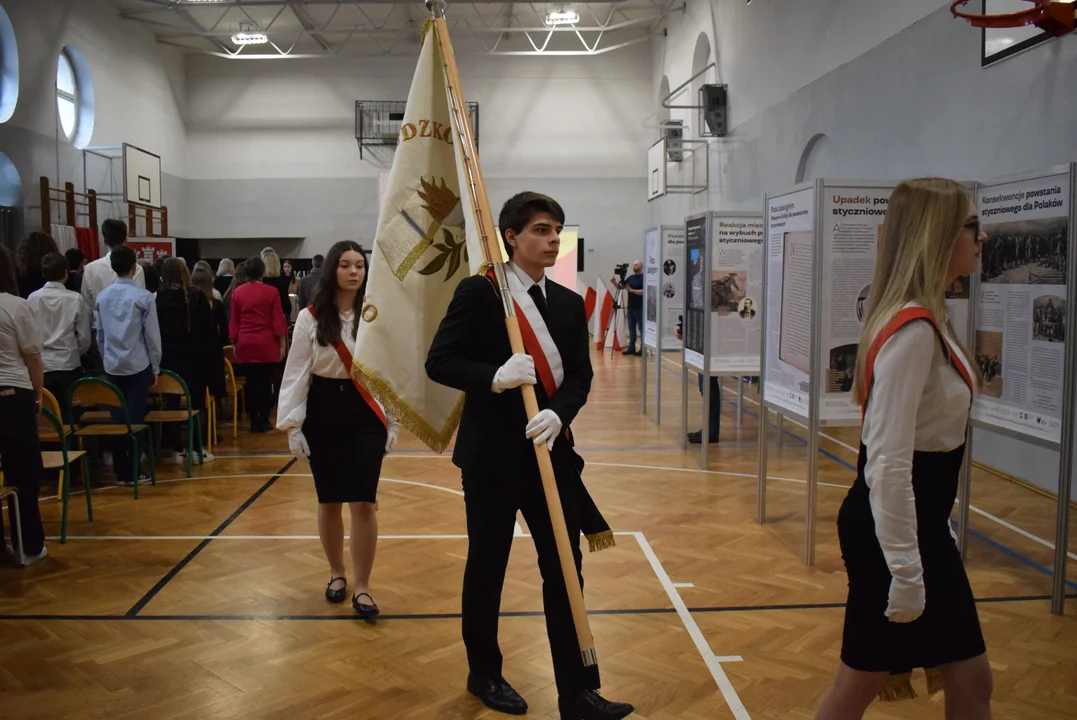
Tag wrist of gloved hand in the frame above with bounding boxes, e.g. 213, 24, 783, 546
886, 574, 925, 623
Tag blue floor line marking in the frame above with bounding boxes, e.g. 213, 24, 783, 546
658, 363, 1077, 590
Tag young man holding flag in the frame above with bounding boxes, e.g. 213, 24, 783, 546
426, 192, 634, 720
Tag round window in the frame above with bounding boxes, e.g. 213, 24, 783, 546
55, 46, 94, 149
0, 6, 18, 123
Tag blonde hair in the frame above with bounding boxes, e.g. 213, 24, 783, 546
263, 250, 282, 278
852, 178, 979, 405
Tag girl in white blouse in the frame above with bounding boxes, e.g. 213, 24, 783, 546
277, 241, 399, 618
816, 179, 992, 719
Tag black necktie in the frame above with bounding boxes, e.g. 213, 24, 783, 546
528, 284, 549, 323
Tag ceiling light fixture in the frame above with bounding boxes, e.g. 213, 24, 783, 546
231, 32, 268, 45
545, 10, 580, 26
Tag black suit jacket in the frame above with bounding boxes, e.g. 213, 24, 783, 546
426, 273, 593, 478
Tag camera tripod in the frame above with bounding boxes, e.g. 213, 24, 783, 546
603, 281, 629, 359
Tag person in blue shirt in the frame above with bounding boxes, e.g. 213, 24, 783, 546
611, 260, 644, 356
94, 245, 162, 486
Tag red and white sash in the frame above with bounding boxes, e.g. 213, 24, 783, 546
504, 267, 565, 398
306, 305, 389, 432
861, 306, 974, 420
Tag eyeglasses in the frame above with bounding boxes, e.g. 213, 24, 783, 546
964, 218, 983, 244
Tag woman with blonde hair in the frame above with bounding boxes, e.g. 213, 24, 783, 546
262, 249, 293, 322
816, 179, 991, 720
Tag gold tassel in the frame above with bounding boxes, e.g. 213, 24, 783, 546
876, 673, 917, 702
925, 667, 943, 695
586, 530, 615, 553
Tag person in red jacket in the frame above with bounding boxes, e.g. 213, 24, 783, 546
229, 256, 287, 433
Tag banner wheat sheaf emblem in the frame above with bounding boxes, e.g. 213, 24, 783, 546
379, 176, 468, 283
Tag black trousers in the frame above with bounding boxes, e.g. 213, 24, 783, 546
241, 362, 275, 426
44, 368, 84, 421
0, 387, 46, 556
462, 465, 601, 695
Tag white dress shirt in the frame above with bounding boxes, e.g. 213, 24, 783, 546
507, 261, 547, 299
28, 281, 92, 372
861, 302, 973, 587
81, 251, 146, 327
0, 292, 43, 390
277, 307, 392, 433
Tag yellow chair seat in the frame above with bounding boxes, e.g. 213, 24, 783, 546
41, 450, 88, 471
145, 409, 200, 423
75, 424, 149, 437
79, 410, 113, 423
39, 425, 77, 443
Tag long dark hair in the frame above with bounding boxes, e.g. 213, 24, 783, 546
0, 245, 18, 295
312, 240, 368, 347
17, 232, 59, 275
160, 257, 193, 330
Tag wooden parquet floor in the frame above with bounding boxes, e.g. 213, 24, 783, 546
2, 348, 1076, 719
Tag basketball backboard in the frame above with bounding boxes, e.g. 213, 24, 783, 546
123, 143, 162, 209
981, 0, 1076, 65
648, 137, 667, 202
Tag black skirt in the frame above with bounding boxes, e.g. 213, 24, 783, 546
302, 375, 387, 504
837, 443, 986, 674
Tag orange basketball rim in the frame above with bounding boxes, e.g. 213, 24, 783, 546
951, 0, 1076, 36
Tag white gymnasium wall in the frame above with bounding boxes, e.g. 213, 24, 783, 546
0, 0, 188, 233
651, 1, 1077, 496
182, 49, 652, 275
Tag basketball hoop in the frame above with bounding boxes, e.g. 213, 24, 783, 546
950, 0, 1075, 37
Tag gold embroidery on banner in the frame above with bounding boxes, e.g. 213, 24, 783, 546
350, 360, 464, 454
362, 304, 378, 323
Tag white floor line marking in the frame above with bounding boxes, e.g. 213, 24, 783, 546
48, 531, 641, 542
672, 582, 694, 588
716, 385, 1077, 562
57, 472, 528, 537
715, 655, 744, 663
633, 531, 750, 719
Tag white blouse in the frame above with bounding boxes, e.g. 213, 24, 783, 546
861, 302, 973, 586
277, 307, 392, 433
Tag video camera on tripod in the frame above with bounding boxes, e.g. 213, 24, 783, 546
613, 263, 630, 287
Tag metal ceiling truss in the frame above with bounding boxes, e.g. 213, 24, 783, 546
115, 0, 683, 56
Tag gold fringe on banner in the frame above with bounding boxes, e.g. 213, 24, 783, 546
351, 361, 465, 454
586, 531, 616, 553
925, 667, 943, 695
877, 672, 916, 702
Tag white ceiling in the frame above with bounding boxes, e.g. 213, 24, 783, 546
110, 0, 681, 57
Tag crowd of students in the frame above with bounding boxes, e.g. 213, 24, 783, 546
0, 219, 299, 567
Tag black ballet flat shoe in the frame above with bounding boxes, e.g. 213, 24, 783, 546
352, 592, 380, 619
325, 577, 347, 604
687, 430, 719, 444
558, 690, 634, 720
466, 674, 528, 716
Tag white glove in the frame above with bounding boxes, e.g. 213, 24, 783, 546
493, 354, 536, 393
288, 429, 310, 459
385, 417, 400, 452
525, 409, 563, 451
886, 575, 926, 623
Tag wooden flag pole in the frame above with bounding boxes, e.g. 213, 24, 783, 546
427, 0, 598, 668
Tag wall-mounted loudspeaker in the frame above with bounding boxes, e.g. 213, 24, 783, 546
663, 120, 684, 162
700, 84, 728, 137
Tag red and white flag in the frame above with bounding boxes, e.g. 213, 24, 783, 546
578, 278, 597, 327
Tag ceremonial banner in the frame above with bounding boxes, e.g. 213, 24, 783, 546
352, 24, 485, 452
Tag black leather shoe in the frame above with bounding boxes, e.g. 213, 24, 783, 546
324, 577, 347, 604
687, 430, 719, 444
558, 690, 634, 720
466, 674, 527, 715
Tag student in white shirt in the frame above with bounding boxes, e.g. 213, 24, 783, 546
27, 253, 91, 415
81, 219, 145, 329
816, 178, 992, 719
277, 241, 398, 619
0, 246, 47, 566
